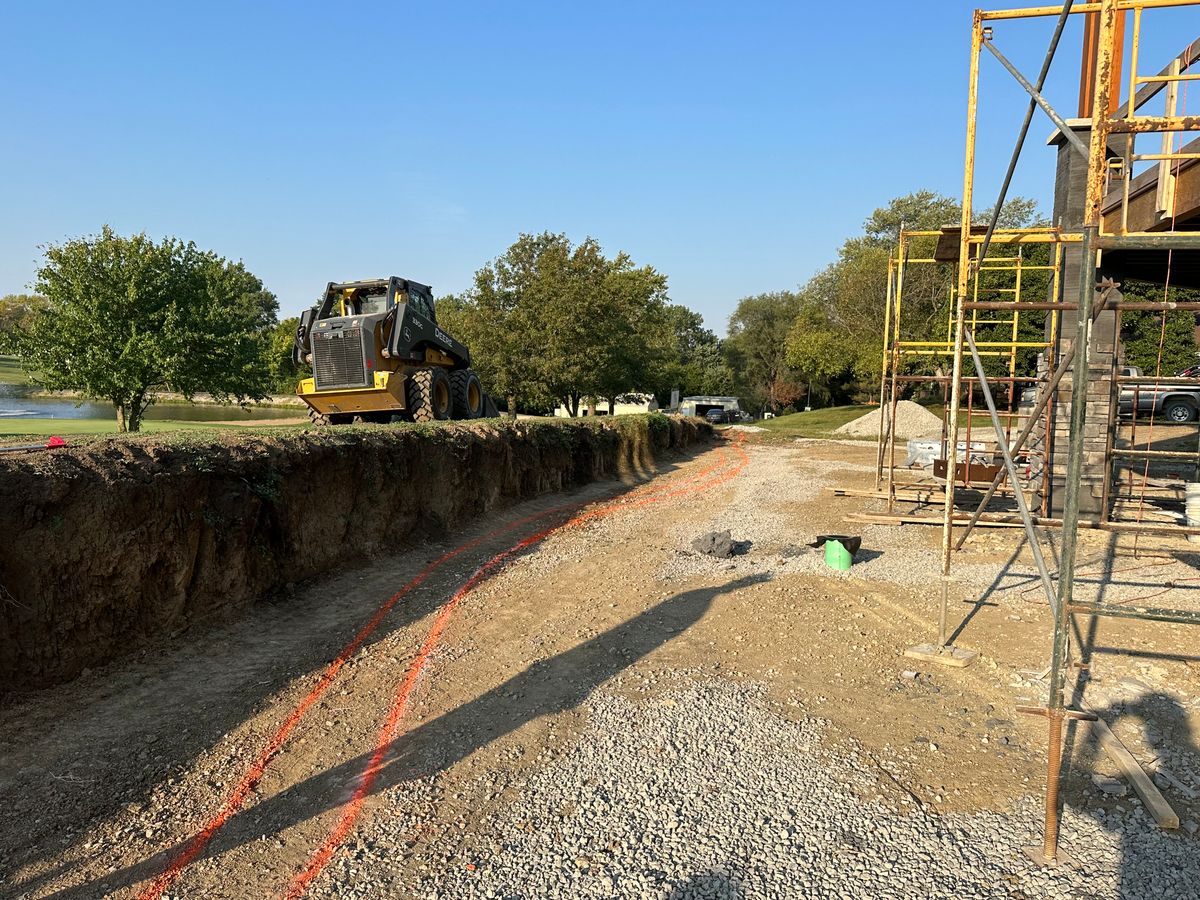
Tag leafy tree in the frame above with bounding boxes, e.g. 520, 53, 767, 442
0, 294, 49, 352
859, 190, 962, 247
582, 256, 670, 414
440, 232, 674, 417
724, 290, 804, 414
270, 316, 302, 392
436, 233, 563, 416
13, 226, 278, 431
1120, 280, 1200, 375
649, 305, 735, 405
781, 190, 1045, 405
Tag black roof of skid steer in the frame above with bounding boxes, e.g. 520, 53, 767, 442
326, 277, 433, 295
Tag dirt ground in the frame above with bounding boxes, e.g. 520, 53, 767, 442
2, 436, 1198, 898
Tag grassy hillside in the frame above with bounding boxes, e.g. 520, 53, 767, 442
0, 356, 29, 384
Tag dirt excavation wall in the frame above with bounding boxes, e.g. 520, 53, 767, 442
0, 415, 710, 689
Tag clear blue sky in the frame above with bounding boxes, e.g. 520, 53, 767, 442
1, 1, 1193, 333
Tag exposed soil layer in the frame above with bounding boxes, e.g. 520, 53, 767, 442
3, 439, 1195, 899
0, 416, 709, 688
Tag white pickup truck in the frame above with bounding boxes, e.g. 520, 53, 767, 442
1119, 366, 1200, 423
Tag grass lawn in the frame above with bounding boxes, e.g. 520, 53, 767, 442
753, 405, 875, 440
0, 356, 29, 385
0, 417, 307, 440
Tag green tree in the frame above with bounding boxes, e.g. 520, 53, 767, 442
782, 190, 1045, 404
1120, 281, 1200, 375
0, 294, 49, 352
441, 233, 674, 417
435, 233, 562, 416
14, 226, 278, 431
270, 316, 301, 393
582, 255, 670, 414
724, 290, 804, 413
649, 305, 735, 405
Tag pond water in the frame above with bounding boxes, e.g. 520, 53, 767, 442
0, 382, 301, 421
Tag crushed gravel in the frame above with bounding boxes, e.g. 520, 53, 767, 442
330, 679, 1199, 899
833, 401, 943, 440
652, 445, 1200, 615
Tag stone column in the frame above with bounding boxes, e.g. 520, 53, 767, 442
1043, 121, 1118, 521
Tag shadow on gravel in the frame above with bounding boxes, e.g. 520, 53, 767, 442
3, 448, 712, 898
664, 871, 746, 899
51, 572, 767, 898
1060, 573, 1200, 899
1066, 691, 1200, 898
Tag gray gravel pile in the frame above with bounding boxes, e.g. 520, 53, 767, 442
833, 401, 943, 439
334, 679, 1198, 899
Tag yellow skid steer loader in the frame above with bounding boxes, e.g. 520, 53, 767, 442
292, 276, 498, 425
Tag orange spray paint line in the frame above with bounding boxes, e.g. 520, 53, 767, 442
283, 437, 748, 898
135, 443, 731, 900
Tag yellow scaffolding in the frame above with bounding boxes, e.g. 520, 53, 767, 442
875, 227, 1067, 516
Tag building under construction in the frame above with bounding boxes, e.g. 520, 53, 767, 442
861, 0, 1200, 865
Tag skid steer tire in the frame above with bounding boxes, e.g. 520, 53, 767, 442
451, 369, 486, 419
409, 367, 453, 422
308, 408, 353, 427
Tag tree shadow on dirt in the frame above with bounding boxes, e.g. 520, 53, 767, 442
44, 573, 768, 899
1, 446, 710, 896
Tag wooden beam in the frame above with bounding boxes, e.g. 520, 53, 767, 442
1084, 705, 1180, 829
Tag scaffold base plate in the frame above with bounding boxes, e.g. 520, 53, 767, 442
904, 643, 979, 668
1022, 845, 1076, 868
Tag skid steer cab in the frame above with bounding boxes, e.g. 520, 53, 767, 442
293, 276, 498, 425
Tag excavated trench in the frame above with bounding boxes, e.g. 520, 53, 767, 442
0, 416, 710, 689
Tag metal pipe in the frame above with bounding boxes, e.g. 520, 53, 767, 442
886, 237, 909, 509
1043, 712, 1065, 860
966, 300, 1200, 310
975, 0, 1075, 266
983, 39, 1090, 159
966, 331, 1061, 613
955, 283, 1118, 550
1112, 448, 1200, 458
1108, 114, 1200, 133
940, 12, 984, 646
1101, 307, 1122, 523
1068, 601, 1200, 625
1114, 374, 1200, 383
981, 1, 1199, 22
1097, 234, 1200, 249
1085, 3, 1121, 225
876, 257, 896, 492
1049, 224, 1099, 713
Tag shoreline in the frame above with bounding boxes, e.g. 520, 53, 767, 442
25, 388, 306, 409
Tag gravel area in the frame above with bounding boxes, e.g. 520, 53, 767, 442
654, 447, 999, 589
834, 401, 943, 439
653, 445, 1200, 614
334, 679, 1199, 899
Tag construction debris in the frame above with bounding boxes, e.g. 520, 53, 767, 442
690, 530, 749, 558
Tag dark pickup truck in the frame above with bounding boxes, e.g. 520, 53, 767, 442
1119, 366, 1200, 423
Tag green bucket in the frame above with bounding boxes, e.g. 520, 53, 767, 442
824, 539, 853, 571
